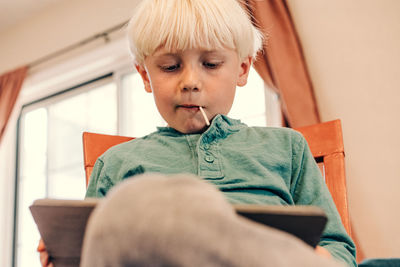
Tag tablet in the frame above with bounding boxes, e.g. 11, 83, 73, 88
30, 199, 327, 266
234, 204, 327, 247
30, 199, 99, 267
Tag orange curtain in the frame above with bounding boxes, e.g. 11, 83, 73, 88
247, 0, 320, 127
0, 66, 28, 143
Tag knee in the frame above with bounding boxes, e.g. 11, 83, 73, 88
81, 173, 235, 266
104, 173, 233, 213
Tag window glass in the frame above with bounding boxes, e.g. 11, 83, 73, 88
17, 108, 47, 267
47, 82, 117, 198
121, 72, 165, 137
229, 67, 267, 126
16, 81, 117, 267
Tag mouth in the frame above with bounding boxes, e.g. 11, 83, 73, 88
176, 104, 210, 126
177, 104, 201, 110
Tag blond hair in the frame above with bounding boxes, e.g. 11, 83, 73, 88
127, 0, 263, 65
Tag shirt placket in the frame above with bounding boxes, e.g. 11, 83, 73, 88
197, 138, 224, 180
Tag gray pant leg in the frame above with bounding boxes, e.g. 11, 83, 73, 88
80, 173, 343, 267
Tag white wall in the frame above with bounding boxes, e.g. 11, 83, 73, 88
1, 0, 399, 265
288, 0, 400, 258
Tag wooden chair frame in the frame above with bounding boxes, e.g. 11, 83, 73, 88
294, 119, 350, 234
82, 132, 134, 187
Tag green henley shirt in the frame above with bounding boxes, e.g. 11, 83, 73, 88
86, 114, 356, 266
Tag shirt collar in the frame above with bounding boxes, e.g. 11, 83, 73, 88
156, 114, 245, 141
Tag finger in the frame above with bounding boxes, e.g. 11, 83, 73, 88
40, 251, 49, 267
315, 245, 332, 259
48, 263, 54, 267
37, 238, 46, 252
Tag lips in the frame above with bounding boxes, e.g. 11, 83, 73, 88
177, 104, 201, 109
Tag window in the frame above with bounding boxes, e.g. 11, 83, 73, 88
16, 76, 119, 266
229, 67, 268, 126
120, 72, 165, 137
15, 62, 279, 266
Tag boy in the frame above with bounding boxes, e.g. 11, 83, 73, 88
39, 0, 356, 266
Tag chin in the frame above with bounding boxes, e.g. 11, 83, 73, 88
179, 128, 207, 134
178, 123, 208, 134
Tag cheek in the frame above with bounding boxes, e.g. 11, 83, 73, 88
153, 90, 170, 105
212, 85, 236, 112
215, 76, 237, 97
150, 79, 171, 98
151, 87, 174, 113
221, 91, 236, 109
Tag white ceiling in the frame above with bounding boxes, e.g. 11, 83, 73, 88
0, 0, 63, 32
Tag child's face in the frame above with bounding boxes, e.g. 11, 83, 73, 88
136, 47, 251, 134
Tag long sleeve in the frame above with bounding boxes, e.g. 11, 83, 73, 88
291, 134, 356, 266
86, 158, 111, 198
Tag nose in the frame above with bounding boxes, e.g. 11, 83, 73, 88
180, 65, 201, 92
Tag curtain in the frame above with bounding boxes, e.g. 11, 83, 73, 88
0, 66, 28, 143
246, 0, 320, 127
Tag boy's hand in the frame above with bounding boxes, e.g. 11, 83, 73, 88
315, 245, 332, 259
37, 238, 54, 267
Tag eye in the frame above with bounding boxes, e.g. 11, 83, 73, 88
160, 64, 180, 72
203, 62, 220, 69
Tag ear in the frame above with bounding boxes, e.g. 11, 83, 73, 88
135, 64, 152, 93
236, 56, 252, 87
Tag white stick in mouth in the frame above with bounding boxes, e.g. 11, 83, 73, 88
199, 106, 210, 126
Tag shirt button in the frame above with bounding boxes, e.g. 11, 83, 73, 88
205, 155, 214, 163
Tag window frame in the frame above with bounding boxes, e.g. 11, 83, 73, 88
11, 36, 279, 266
13, 73, 115, 267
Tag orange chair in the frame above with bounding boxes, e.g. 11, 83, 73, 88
82, 119, 364, 261
295, 120, 365, 262
82, 132, 134, 187
294, 120, 349, 235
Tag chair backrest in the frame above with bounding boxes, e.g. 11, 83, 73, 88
294, 119, 350, 235
82, 132, 134, 187
295, 119, 365, 262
